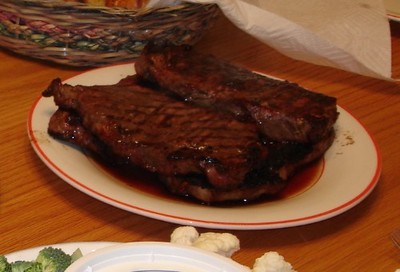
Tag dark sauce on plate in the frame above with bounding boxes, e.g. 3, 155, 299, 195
90, 157, 324, 206
276, 159, 324, 199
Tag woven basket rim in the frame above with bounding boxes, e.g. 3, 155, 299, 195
0, 0, 207, 16
0, 1, 220, 66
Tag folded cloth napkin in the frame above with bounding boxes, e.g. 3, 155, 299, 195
176, 0, 392, 80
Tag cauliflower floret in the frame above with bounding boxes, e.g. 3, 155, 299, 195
170, 226, 240, 258
192, 232, 240, 257
252, 252, 296, 272
170, 226, 297, 272
170, 226, 199, 246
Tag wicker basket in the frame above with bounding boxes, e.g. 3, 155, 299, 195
0, 0, 219, 66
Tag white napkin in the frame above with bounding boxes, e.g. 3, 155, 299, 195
178, 0, 393, 80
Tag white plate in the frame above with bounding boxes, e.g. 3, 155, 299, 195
66, 242, 248, 272
385, 0, 400, 21
27, 63, 381, 230
4, 242, 248, 272
5, 242, 118, 262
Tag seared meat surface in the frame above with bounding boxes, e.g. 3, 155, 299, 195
135, 45, 339, 143
44, 77, 273, 191
42, 46, 338, 204
161, 131, 334, 203
43, 75, 335, 203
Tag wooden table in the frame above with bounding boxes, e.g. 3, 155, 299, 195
1, 14, 400, 271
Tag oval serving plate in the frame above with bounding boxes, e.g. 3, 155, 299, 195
28, 63, 381, 230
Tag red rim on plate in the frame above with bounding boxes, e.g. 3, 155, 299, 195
27, 63, 382, 230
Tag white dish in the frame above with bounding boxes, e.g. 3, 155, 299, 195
5, 242, 247, 272
385, 0, 400, 21
5, 242, 118, 263
65, 242, 248, 272
28, 63, 381, 230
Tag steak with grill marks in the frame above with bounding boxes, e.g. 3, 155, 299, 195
43, 77, 273, 191
135, 45, 339, 144
42, 76, 334, 203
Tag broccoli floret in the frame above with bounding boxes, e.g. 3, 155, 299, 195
35, 247, 72, 272
10, 260, 36, 272
23, 262, 42, 272
69, 249, 82, 264
0, 255, 11, 272
2, 246, 80, 272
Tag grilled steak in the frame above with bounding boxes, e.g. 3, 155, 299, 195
135, 45, 339, 143
44, 77, 272, 191
43, 76, 334, 203
161, 131, 334, 203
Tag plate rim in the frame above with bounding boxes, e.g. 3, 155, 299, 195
65, 241, 248, 272
4, 241, 119, 261
4, 241, 248, 272
27, 63, 382, 230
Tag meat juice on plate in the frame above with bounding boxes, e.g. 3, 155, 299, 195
90, 156, 324, 206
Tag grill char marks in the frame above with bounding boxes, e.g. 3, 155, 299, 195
135, 45, 339, 143
43, 77, 272, 191
46, 105, 335, 203
42, 46, 338, 204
